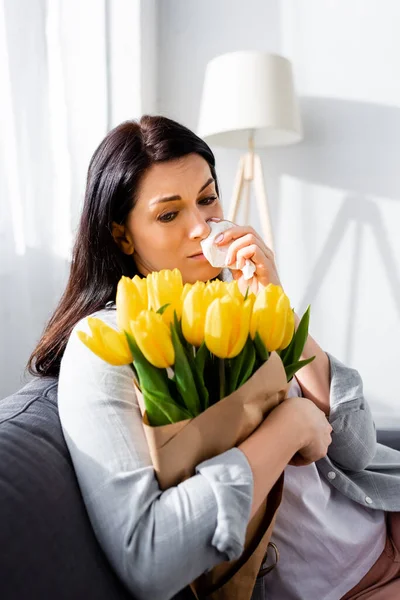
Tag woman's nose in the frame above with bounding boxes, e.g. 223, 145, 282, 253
188, 212, 211, 240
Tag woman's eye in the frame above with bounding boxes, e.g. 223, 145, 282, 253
199, 195, 217, 206
158, 196, 217, 222
158, 211, 177, 223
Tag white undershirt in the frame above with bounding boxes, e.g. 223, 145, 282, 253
266, 382, 387, 600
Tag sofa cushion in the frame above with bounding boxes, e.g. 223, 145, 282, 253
0, 377, 133, 600
377, 428, 400, 451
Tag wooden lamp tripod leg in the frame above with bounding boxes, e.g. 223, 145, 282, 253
228, 156, 245, 223
253, 154, 275, 252
228, 153, 275, 253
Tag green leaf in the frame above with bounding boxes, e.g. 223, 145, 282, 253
219, 358, 226, 400
279, 319, 295, 364
236, 340, 256, 389
125, 331, 168, 394
165, 376, 187, 411
143, 389, 192, 426
282, 306, 311, 367
125, 332, 190, 425
293, 306, 311, 362
173, 314, 209, 411
285, 356, 316, 382
171, 316, 202, 416
203, 352, 220, 407
195, 342, 208, 376
253, 332, 269, 363
173, 310, 191, 353
192, 342, 210, 411
227, 353, 241, 395
228, 337, 256, 393
156, 303, 170, 316
129, 363, 139, 386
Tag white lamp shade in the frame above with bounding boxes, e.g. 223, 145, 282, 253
198, 51, 303, 148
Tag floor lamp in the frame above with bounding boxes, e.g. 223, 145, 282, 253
198, 51, 303, 252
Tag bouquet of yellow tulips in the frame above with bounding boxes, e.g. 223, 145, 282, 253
79, 269, 312, 429
78, 268, 313, 600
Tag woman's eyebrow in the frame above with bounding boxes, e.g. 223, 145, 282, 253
198, 177, 214, 194
149, 177, 215, 207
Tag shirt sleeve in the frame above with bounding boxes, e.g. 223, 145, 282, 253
58, 312, 253, 600
325, 353, 377, 471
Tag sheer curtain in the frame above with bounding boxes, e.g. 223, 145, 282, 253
0, 0, 157, 397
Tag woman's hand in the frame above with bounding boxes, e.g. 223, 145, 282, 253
239, 395, 332, 519
212, 221, 332, 415
215, 224, 281, 294
269, 396, 333, 467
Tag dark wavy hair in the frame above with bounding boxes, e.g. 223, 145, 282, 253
28, 115, 219, 377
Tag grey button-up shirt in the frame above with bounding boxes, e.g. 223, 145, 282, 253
58, 309, 400, 600
317, 354, 400, 511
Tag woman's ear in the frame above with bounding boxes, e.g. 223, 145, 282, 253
111, 222, 135, 255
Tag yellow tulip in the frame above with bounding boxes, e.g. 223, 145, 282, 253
77, 317, 133, 365
132, 275, 148, 308
181, 281, 209, 346
147, 269, 183, 325
250, 284, 293, 352
204, 279, 225, 300
116, 276, 147, 333
181, 282, 192, 306
225, 280, 244, 303
182, 280, 250, 347
205, 296, 253, 358
130, 310, 175, 368
279, 307, 295, 350
181, 279, 230, 347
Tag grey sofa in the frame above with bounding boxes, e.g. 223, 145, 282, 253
0, 377, 134, 599
377, 428, 400, 451
0, 377, 398, 599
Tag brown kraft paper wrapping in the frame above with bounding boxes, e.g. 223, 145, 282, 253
135, 351, 289, 600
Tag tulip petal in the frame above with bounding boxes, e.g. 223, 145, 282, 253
76, 330, 105, 359
226, 280, 244, 303
147, 269, 183, 325
116, 276, 145, 333
132, 275, 148, 309
182, 282, 207, 347
205, 299, 229, 358
131, 310, 175, 368
250, 285, 286, 352
228, 298, 253, 358
87, 317, 107, 344
101, 327, 133, 364
77, 324, 132, 366
268, 293, 290, 351
279, 308, 295, 350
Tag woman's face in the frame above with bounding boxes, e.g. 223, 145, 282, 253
124, 153, 224, 284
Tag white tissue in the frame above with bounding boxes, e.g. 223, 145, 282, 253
200, 220, 256, 281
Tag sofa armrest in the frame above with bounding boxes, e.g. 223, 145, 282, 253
377, 429, 400, 451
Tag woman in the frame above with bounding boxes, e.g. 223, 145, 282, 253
29, 116, 400, 600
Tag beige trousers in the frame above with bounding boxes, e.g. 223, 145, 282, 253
341, 513, 400, 599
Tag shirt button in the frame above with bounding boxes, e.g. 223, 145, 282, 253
365, 496, 373, 505
327, 471, 336, 480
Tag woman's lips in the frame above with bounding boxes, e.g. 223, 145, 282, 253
189, 252, 207, 261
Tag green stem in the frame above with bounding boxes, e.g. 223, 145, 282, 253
219, 358, 226, 400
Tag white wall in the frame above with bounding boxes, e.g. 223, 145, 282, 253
0, 0, 157, 398
158, 0, 400, 427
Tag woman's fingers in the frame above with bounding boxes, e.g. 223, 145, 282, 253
217, 225, 269, 253
231, 270, 259, 295
231, 244, 260, 270
225, 233, 268, 266
218, 224, 280, 288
